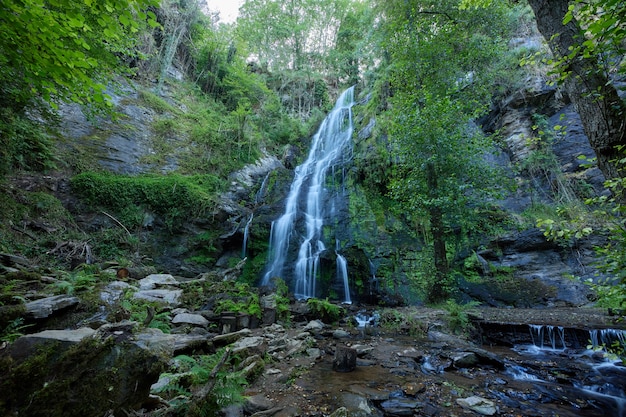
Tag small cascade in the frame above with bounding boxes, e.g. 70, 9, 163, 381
255, 172, 271, 204
354, 310, 380, 328
589, 328, 626, 351
242, 213, 253, 258
529, 324, 566, 350
336, 252, 351, 304
262, 87, 356, 299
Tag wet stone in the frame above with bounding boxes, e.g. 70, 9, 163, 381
456, 396, 497, 416
451, 351, 479, 368
338, 392, 375, 416
402, 382, 426, 396
333, 329, 351, 339
243, 394, 273, 414
379, 397, 420, 416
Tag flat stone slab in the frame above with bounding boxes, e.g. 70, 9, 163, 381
172, 313, 209, 327
472, 307, 625, 329
133, 289, 182, 306
27, 327, 96, 342
138, 274, 179, 290
25, 295, 80, 319
9, 327, 96, 361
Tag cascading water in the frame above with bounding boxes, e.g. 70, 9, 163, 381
529, 324, 566, 350
504, 324, 626, 416
336, 252, 351, 304
262, 86, 355, 299
242, 213, 253, 258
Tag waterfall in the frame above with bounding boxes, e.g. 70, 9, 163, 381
255, 172, 271, 204
242, 213, 253, 258
529, 324, 566, 350
589, 328, 626, 350
262, 86, 355, 299
336, 252, 351, 304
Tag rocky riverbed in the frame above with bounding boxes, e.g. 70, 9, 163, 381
1, 265, 625, 417
229, 309, 626, 417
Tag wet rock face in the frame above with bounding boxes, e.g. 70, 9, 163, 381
57, 83, 171, 174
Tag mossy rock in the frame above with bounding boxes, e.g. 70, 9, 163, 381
0, 326, 168, 417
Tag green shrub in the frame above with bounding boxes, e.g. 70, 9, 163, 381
0, 108, 56, 175
71, 172, 222, 230
378, 308, 427, 337
306, 298, 344, 323
158, 349, 247, 416
213, 283, 262, 320
444, 300, 480, 335
272, 278, 292, 324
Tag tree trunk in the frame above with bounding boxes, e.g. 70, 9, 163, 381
426, 162, 449, 303
333, 345, 357, 372
429, 205, 449, 303
527, 0, 626, 181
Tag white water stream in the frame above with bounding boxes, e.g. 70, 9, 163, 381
262, 87, 355, 300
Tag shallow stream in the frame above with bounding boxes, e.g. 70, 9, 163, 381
287, 323, 626, 416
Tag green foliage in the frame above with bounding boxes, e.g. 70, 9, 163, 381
54, 270, 99, 295
186, 231, 219, 267
139, 89, 181, 114
0, 0, 159, 112
378, 308, 427, 337
379, 0, 520, 302
0, 109, 57, 174
212, 282, 262, 319
119, 294, 172, 333
443, 300, 480, 335
576, 166, 626, 310
71, 172, 221, 231
561, 0, 626, 82
272, 278, 292, 324
50, 267, 115, 302
157, 349, 247, 415
306, 298, 344, 323
0, 317, 32, 344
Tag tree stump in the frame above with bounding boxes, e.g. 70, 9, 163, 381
220, 312, 237, 334
333, 345, 357, 372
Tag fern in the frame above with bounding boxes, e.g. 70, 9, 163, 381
307, 298, 344, 323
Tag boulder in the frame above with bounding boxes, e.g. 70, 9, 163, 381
303, 319, 325, 333
450, 352, 479, 368
244, 394, 274, 414
230, 336, 267, 356
0, 323, 169, 417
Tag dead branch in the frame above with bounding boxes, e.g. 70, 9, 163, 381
101, 211, 132, 237
192, 348, 231, 401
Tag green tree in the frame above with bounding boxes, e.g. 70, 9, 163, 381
328, 1, 375, 86
237, 0, 360, 117
380, 0, 516, 302
0, 0, 158, 111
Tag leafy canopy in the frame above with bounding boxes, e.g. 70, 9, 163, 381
0, 0, 159, 111
379, 0, 517, 301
